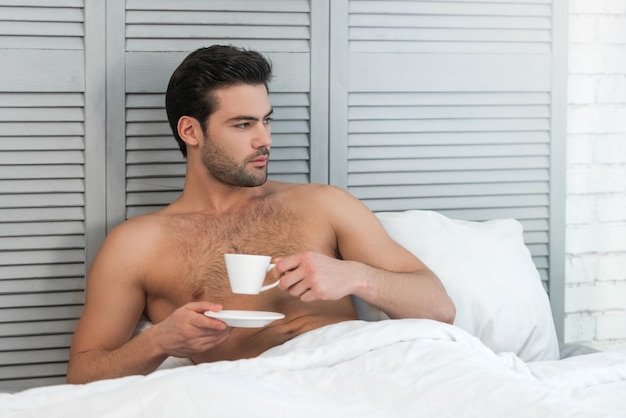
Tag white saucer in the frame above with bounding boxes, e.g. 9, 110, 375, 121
204, 310, 285, 328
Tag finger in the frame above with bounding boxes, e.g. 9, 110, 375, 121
300, 290, 316, 303
274, 254, 302, 275
285, 279, 311, 299
203, 317, 229, 331
185, 301, 223, 313
197, 329, 231, 351
277, 269, 301, 290
190, 311, 228, 331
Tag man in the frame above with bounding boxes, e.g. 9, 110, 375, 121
66, 45, 455, 384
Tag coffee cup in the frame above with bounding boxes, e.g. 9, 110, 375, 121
224, 253, 279, 295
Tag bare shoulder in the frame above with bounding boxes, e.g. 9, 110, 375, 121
106, 211, 166, 245
269, 181, 360, 209
90, 211, 170, 280
268, 181, 377, 231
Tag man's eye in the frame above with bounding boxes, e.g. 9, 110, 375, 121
235, 122, 250, 129
263, 117, 273, 125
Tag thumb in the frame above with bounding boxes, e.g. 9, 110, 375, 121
185, 301, 223, 313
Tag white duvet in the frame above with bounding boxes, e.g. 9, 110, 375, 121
2, 319, 626, 418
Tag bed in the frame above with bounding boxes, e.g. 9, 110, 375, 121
2, 210, 626, 417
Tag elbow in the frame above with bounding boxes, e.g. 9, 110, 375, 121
65, 363, 84, 385
66, 356, 93, 385
440, 297, 456, 325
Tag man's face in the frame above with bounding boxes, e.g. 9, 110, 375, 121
200, 84, 273, 187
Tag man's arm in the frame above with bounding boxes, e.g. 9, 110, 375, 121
66, 221, 229, 384
273, 186, 455, 323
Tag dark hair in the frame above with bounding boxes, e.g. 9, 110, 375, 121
165, 45, 273, 157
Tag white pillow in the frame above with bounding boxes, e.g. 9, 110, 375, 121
375, 210, 560, 362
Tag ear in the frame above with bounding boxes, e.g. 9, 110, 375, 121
177, 116, 204, 149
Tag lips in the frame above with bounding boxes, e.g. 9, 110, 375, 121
249, 156, 268, 167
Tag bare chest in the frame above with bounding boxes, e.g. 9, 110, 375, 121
147, 200, 327, 309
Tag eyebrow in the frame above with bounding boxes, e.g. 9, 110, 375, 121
225, 108, 274, 124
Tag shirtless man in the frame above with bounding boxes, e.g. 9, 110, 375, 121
66, 45, 455, 384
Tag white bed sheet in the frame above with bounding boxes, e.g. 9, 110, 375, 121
2, 319, 626, 418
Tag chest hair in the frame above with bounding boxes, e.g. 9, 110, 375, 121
165, 199, 305, 299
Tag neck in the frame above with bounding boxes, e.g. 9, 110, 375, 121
174, 165, 268, 215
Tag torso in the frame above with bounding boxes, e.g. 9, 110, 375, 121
138, 183, 358, 363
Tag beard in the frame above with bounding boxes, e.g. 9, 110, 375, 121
200, 135, 269, 187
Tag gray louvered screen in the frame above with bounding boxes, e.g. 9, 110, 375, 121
0, 0, 568, 392
120, 0, 323, 219
0, 0, 88, 392
330, 0, 563, 292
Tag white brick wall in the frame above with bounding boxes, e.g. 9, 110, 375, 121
566, 0, 626, 350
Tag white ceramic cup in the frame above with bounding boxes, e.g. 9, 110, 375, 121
224, 253, 279, 295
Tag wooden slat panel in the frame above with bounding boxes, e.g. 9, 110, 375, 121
350, 27, 550, 42
348, 1, 551, 54
126, 191, 181, 207
0, 150, 84, 165
0, 50, 84, 92
350, 169, 550, 186
126, 163, 185, 178
0, 221, 85, 237
349, 105, 550, 120
0, 2, 84, 51
0, 36, 81, 49
0, 362, 69, 380
0, 137, 84, 151
0, 0, 83, 8
0, 56, 88, 389
351, 14, 551, 29
0, 305, 84, 322
349, 156, 549, 173
126, 178, 183, 192
0, 122, 84, 136
126, 150, 181, 164
0, 236, 84, 251
0, 165, 84, 179
363, 194, 549, 211
0, 278, 84, 293
0, 107, 84, 121
0, 348, 70, 365
351, 0, 551, 3
126, 137, 177, 151
0, 21, 83, 36
127, 25, 309, 40
126, 0, 310, 12
349, 131, 550, 146
126, 52, 311, 93
127, 39, 311, 53
0, 319, 78, 337
350, 41, 550, 54
1, 194, 84, 208
350, 1, 550, 16
349, 54, 551, 92
0, 207, 85, 222
349, 144, 550, 159
350, 91, 550, 106
352, 182, 549, 200
0, 6, 83, 22
333, 0, 561, 316
0, 291, 84, 309
0, 179, 84, 194
0, 92, 84, 107
126, 10, 310, 25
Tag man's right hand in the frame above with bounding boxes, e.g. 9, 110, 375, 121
152, 302, 231, 358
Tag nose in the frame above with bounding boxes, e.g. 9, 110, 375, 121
253, 121, 272, 149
